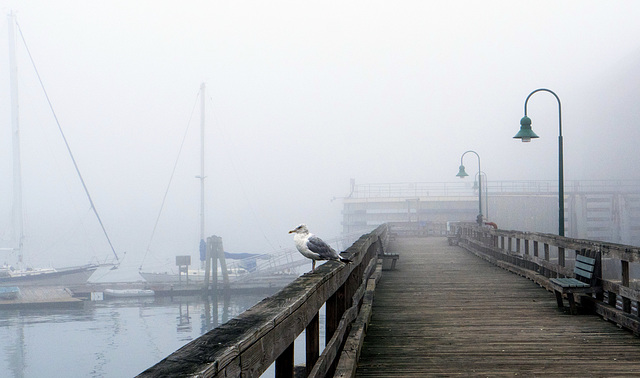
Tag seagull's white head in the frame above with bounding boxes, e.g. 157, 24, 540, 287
288, 224, 309, 234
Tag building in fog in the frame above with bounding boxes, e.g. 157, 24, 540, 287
341, 180, 640, 247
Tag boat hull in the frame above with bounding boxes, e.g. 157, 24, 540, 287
139, 271, 298, 291
0, 286, 20, 300
139, 271, 206, 284
103, 289, 155, 298
0, 265, 98, 287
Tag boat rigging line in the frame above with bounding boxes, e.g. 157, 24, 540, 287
138, 89, 200, 270
206, 94, 281, 253
14, 19, 120, 266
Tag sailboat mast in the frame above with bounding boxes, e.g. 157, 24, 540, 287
8, 12, 24, 259
10, 14, 119, 265
199, 83, 206, 252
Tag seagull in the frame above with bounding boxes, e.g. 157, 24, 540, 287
289, 224, 351, 272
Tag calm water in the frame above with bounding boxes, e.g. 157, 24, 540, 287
0, 293, 273, 377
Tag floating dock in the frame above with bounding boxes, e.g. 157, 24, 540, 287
0, 275, 297, 308
0, 286, 83, 309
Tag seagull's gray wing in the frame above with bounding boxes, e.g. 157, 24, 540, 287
306, 235, 339, 260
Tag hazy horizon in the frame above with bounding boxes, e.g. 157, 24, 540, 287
1, 1, 639, 278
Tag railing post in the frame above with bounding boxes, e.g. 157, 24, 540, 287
337, 284, 347, 323
326, 283, 347, 346
276, 343, 294, 378
544, 244, 550, 261
544, 243, 550, 277
622, 261, 631, 313
608, 291, 617, 307
326, 293, 338, 344
306, 313, 319, 375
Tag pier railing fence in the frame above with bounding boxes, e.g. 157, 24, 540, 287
452, 222, 640, 335
137, 224, 389, 378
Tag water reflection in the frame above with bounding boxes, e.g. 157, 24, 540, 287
177, 302, 192, 335
0, 291, 269, 377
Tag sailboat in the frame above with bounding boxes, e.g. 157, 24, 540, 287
137, 84, 299, 289
1, 12, 117, 287
138, 83, 231, 285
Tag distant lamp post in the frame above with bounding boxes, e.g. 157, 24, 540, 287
514, 88, 564, 236
473, 171, 488, 219
456, 150, 482, 223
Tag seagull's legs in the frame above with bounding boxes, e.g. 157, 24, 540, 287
312, 260, 316, 272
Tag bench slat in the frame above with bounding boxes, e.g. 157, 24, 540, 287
575, 260, 595, 273
576, 254, 595, 265
550, 277, 590, 288
574, 267, 593, 280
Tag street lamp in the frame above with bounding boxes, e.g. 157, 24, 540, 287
514, 88, 564, 236
456, 150, 482, 223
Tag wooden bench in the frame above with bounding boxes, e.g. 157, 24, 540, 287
549, 253, 601, 315
381, 253, 399, 271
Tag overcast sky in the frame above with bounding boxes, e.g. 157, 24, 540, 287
1, 1, 639, 277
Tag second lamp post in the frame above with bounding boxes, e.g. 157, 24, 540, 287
456, 150, 483, 224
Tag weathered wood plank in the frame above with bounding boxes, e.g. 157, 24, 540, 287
334, 278, 377, 378
308, 306, 357, 378
308, 256, 381, 378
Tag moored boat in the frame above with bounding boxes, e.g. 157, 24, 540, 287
0, 286, 20, 300
0, 264, 98, 287
1, 13, 119, 288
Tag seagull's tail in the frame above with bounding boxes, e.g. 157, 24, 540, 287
339, 257, 352, 264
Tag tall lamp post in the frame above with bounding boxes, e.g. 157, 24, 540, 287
456, 150, 482, 224
513, 88, 564, 236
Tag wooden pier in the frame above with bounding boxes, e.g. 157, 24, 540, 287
356, 236, 640, 376
133, 223, 640, 377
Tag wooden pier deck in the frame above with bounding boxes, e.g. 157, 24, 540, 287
356, 237, 640, 376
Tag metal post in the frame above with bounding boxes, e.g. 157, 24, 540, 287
199, 83, 206, 267
8, 13, 24, 261
460, 151, 482, 221
523, 88, 564, 236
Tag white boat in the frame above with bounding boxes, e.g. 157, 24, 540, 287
139, 265, 251, 284
139, 268, 298, 291
0, 13, 117, 286
103, 288, 155, 298
0, 264, 98, 287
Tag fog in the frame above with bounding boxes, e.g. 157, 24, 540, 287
1, 1, 639, 277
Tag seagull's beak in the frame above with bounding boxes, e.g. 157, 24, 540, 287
288, 229, 295, 234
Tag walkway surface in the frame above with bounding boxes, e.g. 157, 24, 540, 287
356, 237, 640, 377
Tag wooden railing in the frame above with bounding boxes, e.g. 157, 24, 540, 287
137, 224, 389, 378
451, 222, 640, 335
386, 221, 448, 238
